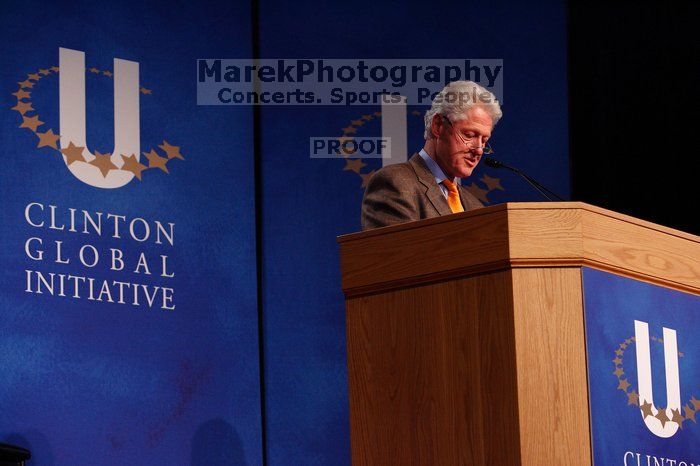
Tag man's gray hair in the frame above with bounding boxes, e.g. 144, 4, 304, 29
423, 81, 502, 140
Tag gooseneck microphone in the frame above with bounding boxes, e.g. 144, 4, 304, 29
483, 157, 565, 201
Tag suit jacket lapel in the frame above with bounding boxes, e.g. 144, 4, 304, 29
408, 154, 453, 216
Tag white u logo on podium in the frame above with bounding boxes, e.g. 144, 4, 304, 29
634, 320, 681, 438
59, 47, 140, 189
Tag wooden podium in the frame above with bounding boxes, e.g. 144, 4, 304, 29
337, 202, 699, 466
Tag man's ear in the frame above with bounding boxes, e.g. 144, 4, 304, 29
431, 114, 443, 139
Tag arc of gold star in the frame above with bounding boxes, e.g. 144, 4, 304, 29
360, 170, 376, 188
411, 110, 422, 116
360, 114, 373, 121
617, 379, 631, 392
19, 115, 44, 132
627, 390, 639, 406
50, 66, 59, 72
120, 154, 148, 180
342, 126, 358, 135
343, 159, 366, 174
89, 67, 100, 74
691, 396, 700, 410
89, 151, 117, 177
103, 70, 113, 77
684, 404, 696, 423
465, 182, 490, 204
670, 408, 685, 428
60, 142, 86, 165
655, 407, 670, 428
144, 149, 169, 173
39, 68, 50, 76
18, 79, 34, 89
11, 101, 34, 115
612, 357, 622, 365
613, 367, 624, 377
640, 400, 654, 419
28, 73, 40, 81
12, 89, 31, 100
36, 129, 60, 149
158, 140, 184, 160
480, 174, 504, 191
350, 119, 364, 126
140, 87, 152, 94
615, 349, 624, 356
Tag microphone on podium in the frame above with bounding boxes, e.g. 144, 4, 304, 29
483, 157, 566, 201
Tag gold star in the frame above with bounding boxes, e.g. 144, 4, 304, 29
11, 101, 34, 115
613, 367, 624, 377
360, 114, 373, 121
612, 357, 622, 365
621, 343, 628, 349
12, 89, 31, 100
28, 73, 40, 81
36, 129, 60, 149
343, 159, 366, 173
691, 396, 700, 410
464, 182, 490, 204
89, 151, 117, 177
360, 170, 376, 188
39, 68, 50, 76
679, 352, 684, 358
342, 126, 357, 135
617, 379, 630, 392
19, 115, 44, 132
627, 390, 639, 406
144, 149, 169, 173
103, 70, 113, 77
640, 400, 654, 419
625, 338, 633, 345
480, 174, 504, 191
351, 119, 364, 126
670, 408, 685, 428
411, 110, 421, 116
615, 349, 624, 356
120, 154, 147, 180
684, 404, 696, 423
373, 111, 381, 117
158, 140, 184, 160
89, 67, 100, 74
655, 407, 670, 428
339, 141, 357, 156
60, 142, 86, 165
140, 87, 152, 95
50, 66, 59, 72
18, 79, 34, 88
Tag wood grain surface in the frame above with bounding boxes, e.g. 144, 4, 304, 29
338, 202, 700, 296
345, 271, 521, 465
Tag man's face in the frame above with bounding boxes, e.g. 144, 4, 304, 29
432, 106, 494, 179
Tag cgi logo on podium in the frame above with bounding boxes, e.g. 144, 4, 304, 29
583, 268, 699, 466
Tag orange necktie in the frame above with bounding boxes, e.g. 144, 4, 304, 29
442, 179, 464, 214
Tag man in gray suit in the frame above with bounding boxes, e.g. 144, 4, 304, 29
361, 81, 502, 230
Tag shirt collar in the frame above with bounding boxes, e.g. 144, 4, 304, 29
418, 149, 460, 185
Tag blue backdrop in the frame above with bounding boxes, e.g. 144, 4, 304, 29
257, 0, 569, 464
1, 0, 571, 464
0, 1, 261, 464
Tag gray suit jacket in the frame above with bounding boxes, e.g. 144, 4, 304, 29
361, 153, 484, 230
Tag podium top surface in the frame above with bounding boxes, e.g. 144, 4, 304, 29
338, 202, 700, 296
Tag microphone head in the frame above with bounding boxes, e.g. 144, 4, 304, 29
483, 157, 503, 168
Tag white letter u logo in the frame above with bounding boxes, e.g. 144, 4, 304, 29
59, 47, 140, 189
634, 320, 681, 438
